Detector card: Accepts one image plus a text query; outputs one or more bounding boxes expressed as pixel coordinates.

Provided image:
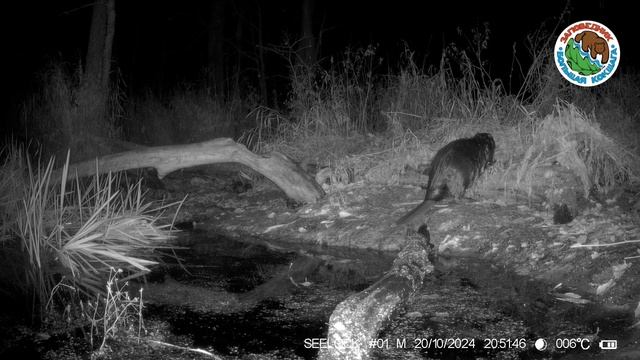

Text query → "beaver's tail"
[395,200,434,226]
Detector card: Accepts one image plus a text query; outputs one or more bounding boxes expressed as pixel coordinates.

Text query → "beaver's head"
[473,132,496,166]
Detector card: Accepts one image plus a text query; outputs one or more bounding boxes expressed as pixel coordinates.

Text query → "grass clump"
[83,268,146,355]
[0,144,178,321]
[514,101,640,197]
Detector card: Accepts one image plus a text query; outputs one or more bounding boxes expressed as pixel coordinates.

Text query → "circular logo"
[554,20,620,87]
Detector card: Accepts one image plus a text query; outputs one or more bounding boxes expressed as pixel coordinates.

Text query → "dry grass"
[21,62,253,158]
[257,30,640,201]
[21,62,123,161]
[284,45,382,137]
[83,268,146,354]
[128,89,254,145]
[237,34,640,213]
[514,101,640,196]
[240,42,514,188]
[0,145,27,243]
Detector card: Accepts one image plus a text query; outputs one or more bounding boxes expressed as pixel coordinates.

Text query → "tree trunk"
[76,0,116,157]
[256,2,268,104]
[207,0,226,95]
[233,5,243,98]
[53,138,325,204]
[319,226,435,360]
[299,0,317,66]
[85,0,115,92]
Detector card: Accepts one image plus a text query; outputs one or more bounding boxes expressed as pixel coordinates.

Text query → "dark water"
[145,230,370,358]
[148,300,325,359]
[145,231,638,359]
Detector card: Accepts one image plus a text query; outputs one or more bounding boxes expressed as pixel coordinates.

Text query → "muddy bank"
[151,166,640,358]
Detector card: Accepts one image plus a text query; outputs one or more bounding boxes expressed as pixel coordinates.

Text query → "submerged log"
[53,138,325,203]
[318,225,435,360]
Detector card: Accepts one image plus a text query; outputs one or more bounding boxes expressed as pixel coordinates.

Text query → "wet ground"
[138,229,389,359]
[136,227,637,359]
[133,165,640,359]
[2,165,640,359]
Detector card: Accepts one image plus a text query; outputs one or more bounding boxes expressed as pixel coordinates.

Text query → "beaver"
[396,133,495,225]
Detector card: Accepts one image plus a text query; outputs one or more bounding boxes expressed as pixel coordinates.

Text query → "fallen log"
[318,225,435,360]
[53,138,325,203]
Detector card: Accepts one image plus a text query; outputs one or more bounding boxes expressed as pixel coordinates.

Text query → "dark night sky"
[2,1,637,131]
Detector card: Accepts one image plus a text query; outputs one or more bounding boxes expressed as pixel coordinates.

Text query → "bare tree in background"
[299,0,317,66]
[84,0,115,93]
[255,1,268,103]
[73,0,116,157]
[207,0,226,96]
